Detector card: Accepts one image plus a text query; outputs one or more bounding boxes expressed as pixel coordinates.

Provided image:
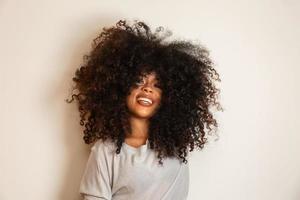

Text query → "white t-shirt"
[79,138,190,200]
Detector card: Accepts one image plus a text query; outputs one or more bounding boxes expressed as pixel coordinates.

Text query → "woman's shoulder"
[92,138,116,153]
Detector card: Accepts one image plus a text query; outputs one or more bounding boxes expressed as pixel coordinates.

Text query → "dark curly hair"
[66,19,223,166]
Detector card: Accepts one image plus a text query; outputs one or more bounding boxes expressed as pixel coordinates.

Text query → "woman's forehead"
[140,70,158,78]
[140,73,159,82]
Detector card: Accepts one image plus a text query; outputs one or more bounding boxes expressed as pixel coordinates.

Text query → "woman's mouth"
[136,97,153,107]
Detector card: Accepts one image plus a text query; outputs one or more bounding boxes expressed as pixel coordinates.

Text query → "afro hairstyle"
[66,19,223,165]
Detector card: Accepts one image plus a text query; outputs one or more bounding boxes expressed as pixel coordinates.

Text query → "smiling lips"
[136,95,153,107]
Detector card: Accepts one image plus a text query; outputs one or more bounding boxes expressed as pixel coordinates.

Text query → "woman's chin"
[127,102,158,119]
[130,109,154,119]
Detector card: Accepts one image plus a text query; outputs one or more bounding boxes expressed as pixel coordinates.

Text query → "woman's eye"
[136,79,144,85]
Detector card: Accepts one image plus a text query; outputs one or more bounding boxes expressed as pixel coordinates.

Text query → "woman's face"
[126,72,162,119]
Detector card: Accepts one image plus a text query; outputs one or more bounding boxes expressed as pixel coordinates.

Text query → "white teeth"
[137,97,153,104]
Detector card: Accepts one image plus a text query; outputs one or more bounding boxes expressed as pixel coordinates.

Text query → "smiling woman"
[126,71,162,120]
[66,18,222,200]
[125,71,163,149]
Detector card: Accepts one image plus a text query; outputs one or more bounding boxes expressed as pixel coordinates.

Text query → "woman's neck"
[126,116,149,139]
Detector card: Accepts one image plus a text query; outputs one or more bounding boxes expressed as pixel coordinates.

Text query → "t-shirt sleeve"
[79,141,112,200]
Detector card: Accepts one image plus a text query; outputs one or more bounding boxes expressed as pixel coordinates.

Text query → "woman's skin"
[125,72,162,148]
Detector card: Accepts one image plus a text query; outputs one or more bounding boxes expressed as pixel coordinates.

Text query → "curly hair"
[66,19,223,166]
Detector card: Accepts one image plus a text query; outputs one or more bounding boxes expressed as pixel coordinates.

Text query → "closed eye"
[136,79,144,85]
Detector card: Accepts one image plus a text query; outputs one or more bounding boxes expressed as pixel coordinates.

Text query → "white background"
[1,0,299,199]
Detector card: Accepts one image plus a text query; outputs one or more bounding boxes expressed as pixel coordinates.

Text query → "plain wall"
[1,0,299,199]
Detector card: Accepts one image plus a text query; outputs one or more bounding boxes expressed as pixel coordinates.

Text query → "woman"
[66,19,222,199]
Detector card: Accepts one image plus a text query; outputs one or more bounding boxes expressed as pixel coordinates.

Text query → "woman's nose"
[142,85,153,93]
